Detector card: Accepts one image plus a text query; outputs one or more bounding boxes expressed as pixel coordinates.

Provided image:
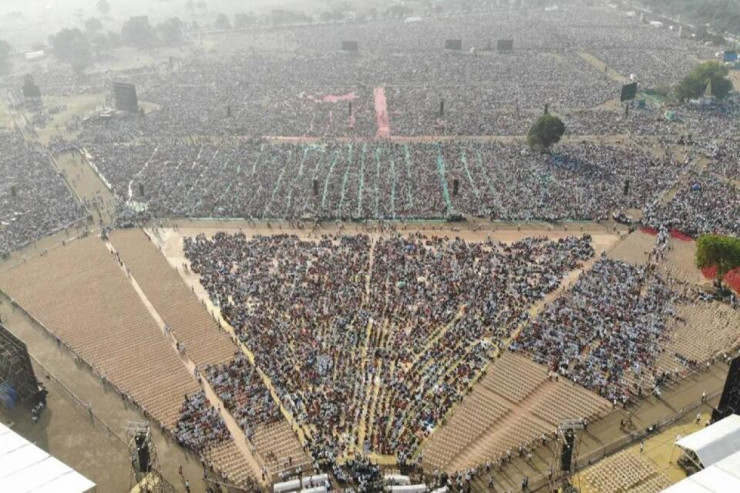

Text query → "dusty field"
[152,220,623,249]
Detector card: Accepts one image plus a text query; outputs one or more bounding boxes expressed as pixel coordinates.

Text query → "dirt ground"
[0,296,210,493]
[0,357,130,492]
[575,407,719,492]
[55,150,116,225]
[152,220,622,248]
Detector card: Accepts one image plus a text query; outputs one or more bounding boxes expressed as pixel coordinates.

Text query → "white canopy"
[0,423,96,493]
[389,486,427,493]
[675,414,740,467]
[273,478,301,492]
[662,449,740,492]
[385,474,411,485]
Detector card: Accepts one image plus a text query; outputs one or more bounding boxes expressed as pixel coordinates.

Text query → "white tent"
[675,415,740,467]
[0,423,96,492]
[662,449,740,492]
[389,486,427,493]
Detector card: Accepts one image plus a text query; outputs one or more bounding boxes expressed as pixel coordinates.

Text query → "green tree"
[97,0,110,17]
[214,13,231,30]
[0,39,12,75]
[50,28,92,73]
[107,31,122,49]
[527,114,566,152]
[157,17,184,44]
[696,234,740,292]
[122,17,157,48]
[85,17,103,33]
[676,61,733,101]
[234,13,256,29]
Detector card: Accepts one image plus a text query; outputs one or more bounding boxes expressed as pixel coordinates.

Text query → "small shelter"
[673,414,740,471]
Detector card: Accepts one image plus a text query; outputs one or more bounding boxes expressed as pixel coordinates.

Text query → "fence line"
[527,389,722,492]
[28,353,128,449]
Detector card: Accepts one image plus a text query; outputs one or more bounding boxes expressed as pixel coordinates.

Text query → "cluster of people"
[183,232,595,460]
[511,258,688,403]
[174,391,231,453]
[708,141,740,181]
[643,171,740,238]
[34,2,708,143]
[206,352,283,437]
[336,456,382,491]
[79,139,690,224]
[0,132,86,256]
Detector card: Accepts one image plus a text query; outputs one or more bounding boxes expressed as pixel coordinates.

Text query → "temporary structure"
[0,423,96,492]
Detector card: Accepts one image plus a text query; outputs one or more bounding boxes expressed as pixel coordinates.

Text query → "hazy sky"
[0,0,322,47]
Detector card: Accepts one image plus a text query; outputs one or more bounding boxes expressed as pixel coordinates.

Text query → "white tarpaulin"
[390,486,427,493]
[675,414,740,467]
[273,478,301,492]
[0,423,96,493]
[662,449,740,492]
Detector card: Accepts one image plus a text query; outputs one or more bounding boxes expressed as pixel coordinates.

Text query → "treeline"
[640,0,740,36]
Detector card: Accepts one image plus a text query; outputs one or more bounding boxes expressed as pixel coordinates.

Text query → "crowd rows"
[174,391,231,452]
[0,132,86,256]
[183,232,594,459]
[512,258,687,403]
[81,139,691,224]
[643,171,740,238]
[206,352,283,437]
[25,4,706,142]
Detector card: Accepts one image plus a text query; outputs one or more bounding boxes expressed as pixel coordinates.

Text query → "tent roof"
[0,423,95,493]
[675,414,740,467]
[663,449,740,492]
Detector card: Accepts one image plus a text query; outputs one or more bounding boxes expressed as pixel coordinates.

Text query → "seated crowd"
[183,232,594,461]
[643,171,740,238]
[0,132,86,256]
[174,391,231,453]
[511,258,690,403]
[80,139,692,226]
[23,2,706,144]
[206,352,283,437]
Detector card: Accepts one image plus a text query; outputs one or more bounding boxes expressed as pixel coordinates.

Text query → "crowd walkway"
[374,87,391,138]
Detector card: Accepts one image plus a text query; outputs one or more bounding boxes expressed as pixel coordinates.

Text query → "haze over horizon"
[0,0,323,47]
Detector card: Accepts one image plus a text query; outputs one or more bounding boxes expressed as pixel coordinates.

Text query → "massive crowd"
[511,259,687,403]
[184,232,595,459]
[81,139,687,224]
[2,2,734,253]
[1,2,738,489]
[643,171,740,238]
[38,3,706,143]
[0,132,86,256]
